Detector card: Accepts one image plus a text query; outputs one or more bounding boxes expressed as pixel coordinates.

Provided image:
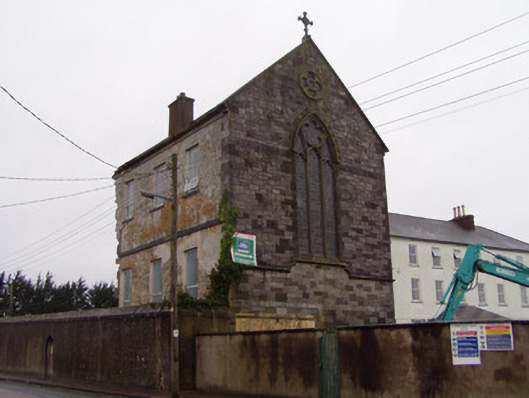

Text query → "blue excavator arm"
[434,244,529,321]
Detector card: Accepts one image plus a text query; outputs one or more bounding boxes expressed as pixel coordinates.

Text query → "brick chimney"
[450,205,475,230]
[168,92,194,137]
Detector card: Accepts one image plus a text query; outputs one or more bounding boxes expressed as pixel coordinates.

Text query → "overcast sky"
[1,1,528,286]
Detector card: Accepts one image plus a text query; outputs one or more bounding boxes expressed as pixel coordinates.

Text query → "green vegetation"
[178,190,242,308]
[0,271,118,317]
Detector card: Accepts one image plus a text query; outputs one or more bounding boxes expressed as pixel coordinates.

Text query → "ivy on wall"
[178,190,242,308]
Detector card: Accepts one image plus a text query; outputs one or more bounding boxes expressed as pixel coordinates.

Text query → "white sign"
[478,323,514,351]
[450,324,481,365]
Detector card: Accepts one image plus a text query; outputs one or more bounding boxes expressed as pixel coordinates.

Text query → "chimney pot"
[168,93,195,137]
[450,205,475,230]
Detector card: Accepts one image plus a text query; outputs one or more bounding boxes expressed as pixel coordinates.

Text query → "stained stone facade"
[114,38,395,327]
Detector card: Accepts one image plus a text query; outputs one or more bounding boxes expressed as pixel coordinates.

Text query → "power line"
[0,185,113,209]
[360,39,529,105]
[364,48,529,111]
[348,10,529,88]
[0,176,112,182]
[2,195,115,262]
[378,85,529,135]
[375,75,529,128]
[0,85,117,169]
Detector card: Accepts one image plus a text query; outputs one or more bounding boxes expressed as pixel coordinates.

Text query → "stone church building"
[113,36,395,328]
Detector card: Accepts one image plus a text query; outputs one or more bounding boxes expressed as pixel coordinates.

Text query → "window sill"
[411,300,423,304]
[409,264,419,268]
[432,266,443,270]
[478,303,488,307]
[498,303,508,307]
[183,187,200,198]
[150,204,165,213]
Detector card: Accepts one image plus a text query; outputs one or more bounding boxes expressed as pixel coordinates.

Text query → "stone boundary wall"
[0,307,172,391]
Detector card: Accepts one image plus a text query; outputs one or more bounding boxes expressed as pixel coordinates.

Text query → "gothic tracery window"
[294,114,338,259]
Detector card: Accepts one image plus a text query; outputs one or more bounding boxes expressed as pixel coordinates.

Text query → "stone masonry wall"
[224,39,394,326]
[230,262,395,328]
[114,114,227,305]
[225,39,391,279]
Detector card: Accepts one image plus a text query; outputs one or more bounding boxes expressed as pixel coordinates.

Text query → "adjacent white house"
[390,207,529,323]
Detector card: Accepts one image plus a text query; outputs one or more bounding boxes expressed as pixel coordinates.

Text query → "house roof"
[389,212,529,253]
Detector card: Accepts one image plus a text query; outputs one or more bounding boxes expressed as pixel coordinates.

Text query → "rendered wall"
[339,322,529,398]
[0,308,171,390]
[196,322,529,398]
[196,329,323,398]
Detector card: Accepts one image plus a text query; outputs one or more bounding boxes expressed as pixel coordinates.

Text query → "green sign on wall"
[231,232,257,266]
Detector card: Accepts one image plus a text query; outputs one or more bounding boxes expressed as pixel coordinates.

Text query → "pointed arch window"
[294,114,338,259]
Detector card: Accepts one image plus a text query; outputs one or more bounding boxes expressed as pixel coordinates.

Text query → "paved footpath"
[0,380,110,398]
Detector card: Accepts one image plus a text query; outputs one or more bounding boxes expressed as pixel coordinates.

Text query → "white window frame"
[122,269,131,307]
[125,180,134,220]
[154,164,166,208]
[185,248,199,299]
[478,283,487,306]
[497,284,507,306]
[435,280,444,304]
[432,247,441,268]
[453,249,462,269]
[408,244,417,266]
[184,145,199,192]
[411,278,421,302]
[150,259,163,303]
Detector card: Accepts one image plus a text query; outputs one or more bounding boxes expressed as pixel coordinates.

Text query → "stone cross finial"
[298,12,313,40]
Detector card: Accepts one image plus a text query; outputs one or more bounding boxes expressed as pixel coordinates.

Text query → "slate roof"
[389,213,529,253]
[452,304,511,322]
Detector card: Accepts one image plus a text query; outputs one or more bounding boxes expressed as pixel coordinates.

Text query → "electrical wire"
[378,85,529,135]
[360,40,529,105]
[364,48,529,111]
[0,85,116,169]
[348,9,529,88]
[0,176,112,182]
[0,185,113,209]
[2,195,115,262]
[375,75,529,128]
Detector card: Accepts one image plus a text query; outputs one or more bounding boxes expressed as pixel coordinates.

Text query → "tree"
[88,282,118,309]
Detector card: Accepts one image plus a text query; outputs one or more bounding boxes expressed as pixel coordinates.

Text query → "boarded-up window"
[122,269,131,307]
[125,180,134,219]
[151,259,162,303]
[186,248,198,299]
[294,115,338,259]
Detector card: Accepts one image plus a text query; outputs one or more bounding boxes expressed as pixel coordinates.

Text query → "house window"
[478,283,486,306]
[521,286,528,307]
[293,114,338,259]
[432,247,441,267]
[125,180,134,220]
[435,280,444,303]
[151,259,163,303]
[411,278,421,302]
[186,248,198,299]
[453,249,462,269]
[122,269,131,307]
[185,145,199,192]
[409,244,417,266]
[497,284,506,306]
[154,164,165,208]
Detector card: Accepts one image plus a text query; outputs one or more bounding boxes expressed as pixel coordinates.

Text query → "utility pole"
[140,153,179,396]
[170,153,179,397]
